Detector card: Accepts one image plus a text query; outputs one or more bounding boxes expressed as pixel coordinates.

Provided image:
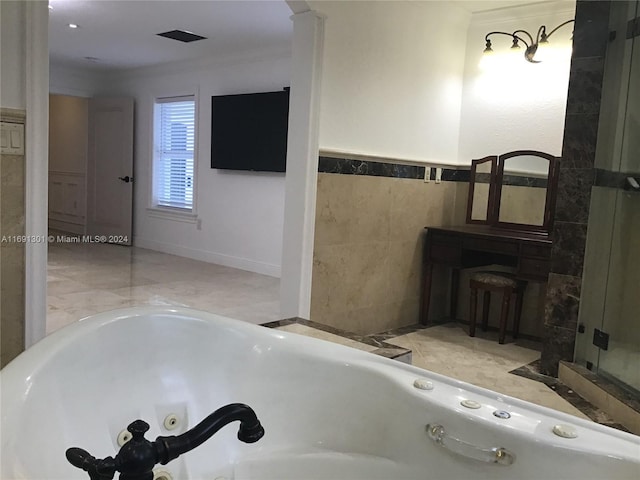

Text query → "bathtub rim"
[1,306,639,459]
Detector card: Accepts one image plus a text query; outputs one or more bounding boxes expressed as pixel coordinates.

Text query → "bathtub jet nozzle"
[65,403,264,480]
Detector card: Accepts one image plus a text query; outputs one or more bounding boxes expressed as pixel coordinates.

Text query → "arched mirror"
[466,150,560,234]
[493,150,560,233]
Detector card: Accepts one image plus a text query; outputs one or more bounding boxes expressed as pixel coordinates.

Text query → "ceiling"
[48,0,555,73]
[48,0,294,72]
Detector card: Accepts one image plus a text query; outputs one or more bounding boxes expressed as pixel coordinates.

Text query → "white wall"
[458,1,576,163]
[49,64,109,98]
[311,0,470,165]
[0,0,26,109]
[102,51,291,277]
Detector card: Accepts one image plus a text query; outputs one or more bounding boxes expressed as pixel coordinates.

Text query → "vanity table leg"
[420,262,433,325]
[450,268,460,320]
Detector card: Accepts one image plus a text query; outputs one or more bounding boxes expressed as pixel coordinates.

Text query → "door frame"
[25,0,49,347]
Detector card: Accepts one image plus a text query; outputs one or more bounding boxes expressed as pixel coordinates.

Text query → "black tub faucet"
[66,403,264,480]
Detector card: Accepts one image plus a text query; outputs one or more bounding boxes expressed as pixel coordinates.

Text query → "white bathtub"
[1,306,638,479]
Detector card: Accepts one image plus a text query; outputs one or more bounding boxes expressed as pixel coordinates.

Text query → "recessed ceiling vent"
[157,30,207,43]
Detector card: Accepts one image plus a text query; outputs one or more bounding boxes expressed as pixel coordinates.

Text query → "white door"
[87,97,134,245]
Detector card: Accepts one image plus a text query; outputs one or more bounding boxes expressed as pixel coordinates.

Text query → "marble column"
[540,1,611,376]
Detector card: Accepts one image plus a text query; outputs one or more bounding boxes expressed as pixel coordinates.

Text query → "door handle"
[118,176,133,183]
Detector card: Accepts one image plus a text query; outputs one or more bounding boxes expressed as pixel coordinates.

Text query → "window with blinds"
[154,96,196,211]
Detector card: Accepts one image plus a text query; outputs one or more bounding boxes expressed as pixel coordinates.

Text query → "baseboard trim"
[48,219,85,235]
[133,237,281,278]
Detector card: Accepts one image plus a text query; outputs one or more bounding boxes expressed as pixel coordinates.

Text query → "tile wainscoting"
[1,108,26,367]
[311,155,552,338]
[311,155,468,335]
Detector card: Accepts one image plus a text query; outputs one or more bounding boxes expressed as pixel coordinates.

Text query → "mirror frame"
[466,155,498,225]
[492,150,560,234]
[466,150,561,235]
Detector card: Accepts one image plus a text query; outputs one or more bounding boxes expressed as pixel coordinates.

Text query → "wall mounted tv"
[211,89,289,172]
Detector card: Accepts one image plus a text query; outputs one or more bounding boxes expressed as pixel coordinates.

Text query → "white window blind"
[155,96,195,210]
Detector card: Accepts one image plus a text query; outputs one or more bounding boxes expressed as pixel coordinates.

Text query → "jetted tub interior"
[1,307,639,479]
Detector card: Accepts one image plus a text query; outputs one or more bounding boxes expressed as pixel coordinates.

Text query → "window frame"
[149,92,199,221]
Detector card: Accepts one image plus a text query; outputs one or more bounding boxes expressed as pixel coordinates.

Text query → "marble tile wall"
[312,156,562,337]
[313,1,615,355]
[311,158,467,335]
[540,1,611,376]
[1,108,26,368]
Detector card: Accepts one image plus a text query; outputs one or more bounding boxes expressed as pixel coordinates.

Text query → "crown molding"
[472,1,576,26]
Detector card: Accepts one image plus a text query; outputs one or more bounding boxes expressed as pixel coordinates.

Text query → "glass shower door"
[576,0,640,393]
[597,0,640,392]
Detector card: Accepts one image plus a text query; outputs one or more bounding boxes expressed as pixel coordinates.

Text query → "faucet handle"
[127,419,150,439]
[66,447,97,470]
[114,419,158,478]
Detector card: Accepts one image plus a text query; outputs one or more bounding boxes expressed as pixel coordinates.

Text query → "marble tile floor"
[275,321,587,419]
[46,240,281,335]
[48,240,624,431]
[385,324,592,419]
[271,319,630,430]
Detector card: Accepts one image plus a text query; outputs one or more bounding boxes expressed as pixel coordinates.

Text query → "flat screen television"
[211,89,289,172]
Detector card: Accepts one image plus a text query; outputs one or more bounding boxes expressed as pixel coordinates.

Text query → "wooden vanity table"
[420,150,560,325]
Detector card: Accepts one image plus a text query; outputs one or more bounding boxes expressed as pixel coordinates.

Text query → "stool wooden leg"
[481,291,491,332]
[499,287,512,344]
[513,288,524,339]
[450,268,460,320]
[469,286,478,337]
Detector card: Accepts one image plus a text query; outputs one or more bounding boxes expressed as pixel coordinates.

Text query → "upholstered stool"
[469,271,527,344]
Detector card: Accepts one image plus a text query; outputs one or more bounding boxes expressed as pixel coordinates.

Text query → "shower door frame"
[575,0,640,394]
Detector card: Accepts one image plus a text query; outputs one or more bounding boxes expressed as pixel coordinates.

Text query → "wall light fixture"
[483,20,574,63]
